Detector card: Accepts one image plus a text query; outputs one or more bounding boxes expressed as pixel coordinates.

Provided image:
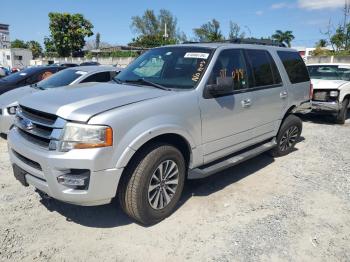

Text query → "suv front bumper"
[8,128,123,206]
[311,101,341,112]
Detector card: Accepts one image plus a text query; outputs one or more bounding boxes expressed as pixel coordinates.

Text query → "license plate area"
[13,164,29,187]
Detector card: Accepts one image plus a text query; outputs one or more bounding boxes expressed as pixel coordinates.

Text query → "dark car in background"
[80,61,101,66]
[0,66,65,95]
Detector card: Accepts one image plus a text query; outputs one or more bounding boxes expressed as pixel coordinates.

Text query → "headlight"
[7,106,17,115]
[60,123,113,152]
[329,91,339,97]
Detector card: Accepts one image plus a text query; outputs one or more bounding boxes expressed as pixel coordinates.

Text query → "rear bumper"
[8,128,123,206]
[0,113,15,135]
[311,101,341,112]
[294,100,312,114]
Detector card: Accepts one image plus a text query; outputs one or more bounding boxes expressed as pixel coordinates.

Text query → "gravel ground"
[0,115,349,262]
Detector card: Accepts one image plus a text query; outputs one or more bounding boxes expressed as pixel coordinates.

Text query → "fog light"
[57,172,90,189]
[329,91,339,97]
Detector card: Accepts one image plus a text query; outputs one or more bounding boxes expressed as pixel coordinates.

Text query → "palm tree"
[271,30,295,47]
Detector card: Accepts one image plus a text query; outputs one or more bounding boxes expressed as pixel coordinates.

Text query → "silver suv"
[8,41,311,225]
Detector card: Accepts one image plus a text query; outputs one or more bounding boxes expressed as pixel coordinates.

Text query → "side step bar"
[188,138,277,180]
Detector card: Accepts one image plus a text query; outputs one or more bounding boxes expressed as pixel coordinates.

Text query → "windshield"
[0,67,40,82]
[115,47,213,89]
[307,65,350,81]
[37,69,86,89]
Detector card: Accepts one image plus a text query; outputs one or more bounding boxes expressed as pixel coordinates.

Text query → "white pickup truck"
[307,63,350,124]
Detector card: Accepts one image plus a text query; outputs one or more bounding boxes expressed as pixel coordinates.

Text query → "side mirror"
[206,77,234,97]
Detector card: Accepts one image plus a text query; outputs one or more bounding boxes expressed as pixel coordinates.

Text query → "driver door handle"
[241,98,252,108]
[280,91,288,99]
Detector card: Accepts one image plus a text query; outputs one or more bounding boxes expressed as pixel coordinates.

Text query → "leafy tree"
[193,19,224,42]
[129,35,176,48]
[329,27,347,51]
[95,32,101,49]
[130,9,180,47]
[271,30,295,47]
[44,12,94,57]
[315,39,328,48]
[228,21,245,39]
[26,40,43,59]
[11,39,28,48]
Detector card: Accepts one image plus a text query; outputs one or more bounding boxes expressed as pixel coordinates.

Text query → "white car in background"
[308,63,350,124]
[0,66,122,136]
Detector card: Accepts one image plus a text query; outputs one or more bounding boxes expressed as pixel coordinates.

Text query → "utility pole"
[344,0,350,49]
[163,23,169,39]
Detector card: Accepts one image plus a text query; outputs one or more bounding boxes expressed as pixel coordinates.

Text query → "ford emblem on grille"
[21,118,34,131]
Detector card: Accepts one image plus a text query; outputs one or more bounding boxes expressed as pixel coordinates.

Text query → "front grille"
[15,105,66,150]
[313,90,338,102]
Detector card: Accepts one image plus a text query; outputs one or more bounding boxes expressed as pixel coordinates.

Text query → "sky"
[0,0,346,48]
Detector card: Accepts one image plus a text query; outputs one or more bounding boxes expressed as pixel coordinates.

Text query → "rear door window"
[277,51,310,83]
[245,49,281,87]
[81,72,112,83]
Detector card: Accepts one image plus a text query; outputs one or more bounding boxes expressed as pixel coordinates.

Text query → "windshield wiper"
[112,78,123,84]
[124,78,171,91]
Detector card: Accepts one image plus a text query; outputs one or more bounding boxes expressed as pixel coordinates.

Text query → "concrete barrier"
[307,56,350,64]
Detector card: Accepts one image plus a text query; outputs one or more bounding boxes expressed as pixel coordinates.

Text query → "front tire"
[118,144,186,225]
[336,98,349,125]
[270,114,302,157]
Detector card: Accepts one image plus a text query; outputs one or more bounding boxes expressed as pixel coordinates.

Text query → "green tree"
[271,30,295,47]
[130,9,180,47]
[11,39,28,48]
[193,19,224,42]
[26,40,43,59]
[44,12,94,57]
[129,35,176,48]
[228,21,245,39]
[315,39,328,48]
[330,27,346,51]
[95,32,101,49]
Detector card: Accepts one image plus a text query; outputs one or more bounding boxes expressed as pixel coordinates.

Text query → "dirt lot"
[0,115,349,262]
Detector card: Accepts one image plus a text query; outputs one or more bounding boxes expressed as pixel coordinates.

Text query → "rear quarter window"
[277,51,310,84]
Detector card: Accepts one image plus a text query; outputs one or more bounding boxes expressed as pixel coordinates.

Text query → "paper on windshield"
[184,53,210,59]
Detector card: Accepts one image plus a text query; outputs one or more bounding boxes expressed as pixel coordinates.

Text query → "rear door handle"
[280,91,288,99]
[241,98,252,108]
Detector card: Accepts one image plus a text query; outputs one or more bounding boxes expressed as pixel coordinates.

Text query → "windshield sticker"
[75,71,87,75]
[185,52,210,59]
[192,60,207,82]
[19,73,27,76]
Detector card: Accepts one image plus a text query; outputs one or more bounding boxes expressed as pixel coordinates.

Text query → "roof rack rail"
[183,38,286,48]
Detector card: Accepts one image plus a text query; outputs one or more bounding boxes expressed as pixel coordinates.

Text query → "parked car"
[0,66,122,136]
[0,66,10,78]
[308,63,350,124]
[0,66,65,96]
[80,61,101,66]
[7,41,310,225]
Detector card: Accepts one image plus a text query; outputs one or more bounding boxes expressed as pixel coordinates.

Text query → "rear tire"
[336,98,349,125]
[270,114,302,157]
[118,144,186,225]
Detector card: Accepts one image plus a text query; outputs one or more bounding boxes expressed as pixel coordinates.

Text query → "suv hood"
[311,79,349,90]
[18,82,170,122]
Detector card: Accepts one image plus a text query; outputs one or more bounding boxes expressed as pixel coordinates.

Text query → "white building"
[0,24,10,49]
[0,48,33,69]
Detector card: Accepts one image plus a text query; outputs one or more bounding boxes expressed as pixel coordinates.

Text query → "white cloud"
[270,2,294,9]
[298,0,345,10]
[255,10,264,15]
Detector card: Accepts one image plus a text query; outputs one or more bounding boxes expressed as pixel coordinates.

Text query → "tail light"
[309,83,313,99]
